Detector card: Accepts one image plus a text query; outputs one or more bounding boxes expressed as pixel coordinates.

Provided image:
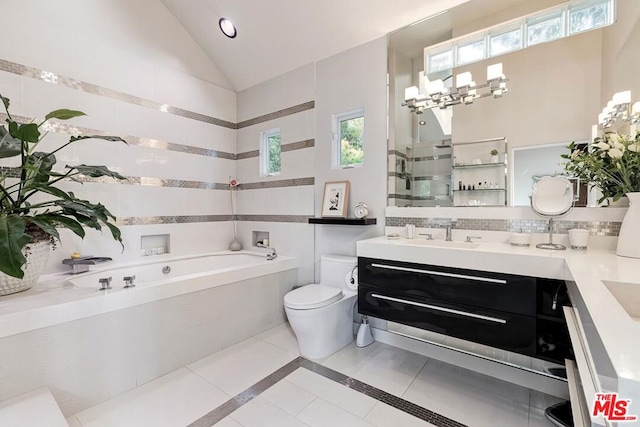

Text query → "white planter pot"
[0,240,51,296]
[616,192,640,258]
[490,155,499,163]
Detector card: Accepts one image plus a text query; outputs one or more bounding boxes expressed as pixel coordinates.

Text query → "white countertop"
[357,236,640,397]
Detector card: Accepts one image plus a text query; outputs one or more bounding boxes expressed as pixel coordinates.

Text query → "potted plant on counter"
[0,94,127,295]
[563,131,640,258]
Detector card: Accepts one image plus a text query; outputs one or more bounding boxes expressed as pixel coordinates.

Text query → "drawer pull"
[371,293,507,324]
[370,263,506,284]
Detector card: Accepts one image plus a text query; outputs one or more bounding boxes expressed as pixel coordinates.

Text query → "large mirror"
[388,0,640,207]
[386,0,640,374]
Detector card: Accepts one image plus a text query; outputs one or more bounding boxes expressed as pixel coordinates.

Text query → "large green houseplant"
[0,93,127,292]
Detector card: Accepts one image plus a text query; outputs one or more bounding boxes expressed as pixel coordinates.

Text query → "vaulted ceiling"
[159,0,471,92]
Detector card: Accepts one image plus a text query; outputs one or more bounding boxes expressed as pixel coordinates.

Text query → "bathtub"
[68,251,285,290]
[0,250,298,415]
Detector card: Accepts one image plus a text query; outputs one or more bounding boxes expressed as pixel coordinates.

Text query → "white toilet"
[284,255,358,359]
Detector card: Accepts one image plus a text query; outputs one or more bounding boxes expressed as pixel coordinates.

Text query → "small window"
[569,0,611,34]
[333,109,364,168]
[260,128,281,176]
[427,47,454,74]
[526,11,564,47]
[457,37,485,66]
[490,24,522,56]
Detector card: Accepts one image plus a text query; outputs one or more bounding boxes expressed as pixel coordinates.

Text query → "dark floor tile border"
[188,357,467,427]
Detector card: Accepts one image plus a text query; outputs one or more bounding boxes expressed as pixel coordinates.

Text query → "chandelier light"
[402,63,508,114]
[598,90,640,128]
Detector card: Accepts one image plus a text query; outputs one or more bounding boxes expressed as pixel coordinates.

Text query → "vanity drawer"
[358,257,536,316]
[358,285,536,356]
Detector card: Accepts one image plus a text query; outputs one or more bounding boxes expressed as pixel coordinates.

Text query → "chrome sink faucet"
[445,225,452,241]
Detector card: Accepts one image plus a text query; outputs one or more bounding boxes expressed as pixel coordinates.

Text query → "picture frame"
[321,181,350,218]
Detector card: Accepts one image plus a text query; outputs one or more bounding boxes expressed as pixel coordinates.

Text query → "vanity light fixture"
[598,90,637,128]
[402,63,508,114]
[218,17,237,39]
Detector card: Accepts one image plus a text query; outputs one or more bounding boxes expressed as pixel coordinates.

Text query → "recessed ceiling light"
[419,120,426,125]
[219,17,237,39]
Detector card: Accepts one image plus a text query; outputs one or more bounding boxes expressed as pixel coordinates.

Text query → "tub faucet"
[62,256,113,274]
[257,242,277,260]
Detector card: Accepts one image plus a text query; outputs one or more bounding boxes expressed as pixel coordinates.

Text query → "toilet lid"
[284,285,343,310]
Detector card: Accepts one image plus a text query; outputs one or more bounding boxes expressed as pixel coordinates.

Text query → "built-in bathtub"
[0,250,298,416]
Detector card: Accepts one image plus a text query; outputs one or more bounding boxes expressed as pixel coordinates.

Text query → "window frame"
[260,127,282,177]
[332,108,365,169]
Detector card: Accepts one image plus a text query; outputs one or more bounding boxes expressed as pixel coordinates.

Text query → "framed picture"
[321,181,350,218]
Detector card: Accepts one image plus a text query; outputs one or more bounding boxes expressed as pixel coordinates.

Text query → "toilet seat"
[284,285,343,310]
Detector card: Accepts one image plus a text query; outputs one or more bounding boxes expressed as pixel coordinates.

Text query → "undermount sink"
[603,280,640,322]
[404,239,480,249]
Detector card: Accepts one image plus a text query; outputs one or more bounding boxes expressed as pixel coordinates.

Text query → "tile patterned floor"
[69,323,561,426]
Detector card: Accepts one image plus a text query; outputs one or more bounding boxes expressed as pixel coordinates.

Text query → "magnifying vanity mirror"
[530,176,574,250]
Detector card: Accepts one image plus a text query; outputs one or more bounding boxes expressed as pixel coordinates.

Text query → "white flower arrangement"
[563,132,640,203]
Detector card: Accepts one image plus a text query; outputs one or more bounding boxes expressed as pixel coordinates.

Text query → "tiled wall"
[235,64,317,284]
[0,0,237,273]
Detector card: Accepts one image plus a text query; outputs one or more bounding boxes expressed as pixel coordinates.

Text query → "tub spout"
[256,243,277,260]
[62,256,113,274]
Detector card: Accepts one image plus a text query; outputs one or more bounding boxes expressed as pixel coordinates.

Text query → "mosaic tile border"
[235,214,310,223]
[116,215,234,226]
[237,177,314,190]
[0,113,236,160]
[0,60,316,131]
[236,139,315,160]
[236,101,315,129]
[388,149,408,160]
[0,168,314,192]
[188,357,467,427]
[0,59,236,129]
[386,216,622,236]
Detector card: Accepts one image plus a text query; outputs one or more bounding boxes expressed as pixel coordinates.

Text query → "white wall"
[314,37,388,280]
[452,30,602,149]
[0,0,237,273]
[236,64,316,284]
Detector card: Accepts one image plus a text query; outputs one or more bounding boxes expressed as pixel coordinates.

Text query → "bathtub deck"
[65,323,558,427]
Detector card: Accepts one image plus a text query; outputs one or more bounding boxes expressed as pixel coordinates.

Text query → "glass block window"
[569,1,611,34]
[490,25,522,56]
[423,0,614,72]
[527,11,564,46]
[333,109,364,168]
[260,128,281,176]
[457,38,486,66]
[428,48,453,74]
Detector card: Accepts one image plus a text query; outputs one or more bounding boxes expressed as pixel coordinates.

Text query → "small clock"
[353,202,369,219]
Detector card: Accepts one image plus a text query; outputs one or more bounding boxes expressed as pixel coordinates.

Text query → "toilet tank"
[319,255,357,289]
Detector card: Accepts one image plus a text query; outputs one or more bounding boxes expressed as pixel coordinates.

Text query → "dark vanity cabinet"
[357,257,571,364]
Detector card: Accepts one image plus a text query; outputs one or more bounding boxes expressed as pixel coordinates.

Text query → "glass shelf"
[452,162,506,169]
[453,188,506,192]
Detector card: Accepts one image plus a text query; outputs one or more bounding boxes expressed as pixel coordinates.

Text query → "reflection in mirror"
[512,142,589,206]
[389,0,640,209]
